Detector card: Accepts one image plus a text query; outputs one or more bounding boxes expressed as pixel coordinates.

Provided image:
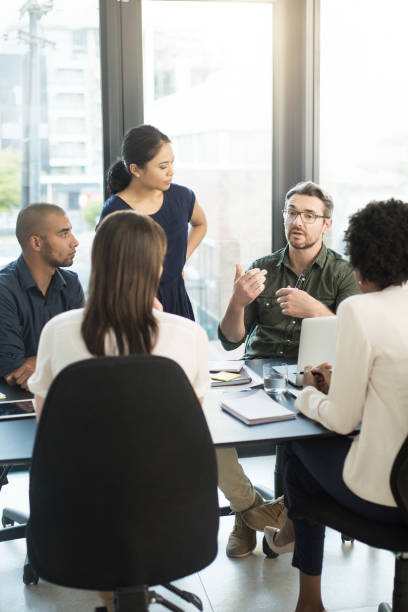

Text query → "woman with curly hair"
[264,199,408,612]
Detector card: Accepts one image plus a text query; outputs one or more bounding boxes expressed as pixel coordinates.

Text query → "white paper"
[208,360,245,373]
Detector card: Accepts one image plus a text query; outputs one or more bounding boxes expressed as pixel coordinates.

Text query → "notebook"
[221,388,296,425]
[288,316,337,387]
[210,367,251,387]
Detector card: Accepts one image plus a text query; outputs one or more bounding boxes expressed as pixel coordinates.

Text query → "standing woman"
[99,124,207,320]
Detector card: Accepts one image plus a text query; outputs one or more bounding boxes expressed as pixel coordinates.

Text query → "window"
[319,0,408,253]
[55,93,85,108]
[55,117,86,133]
[55,68,84,84]
[0,0,103,289]
[142,1,273,338]
[50,141,86,157]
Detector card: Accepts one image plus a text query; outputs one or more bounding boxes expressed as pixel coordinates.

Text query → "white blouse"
[295,283,408,507]
[28,308,210,401]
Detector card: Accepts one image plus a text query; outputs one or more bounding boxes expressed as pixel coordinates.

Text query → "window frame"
[99,0,316,250]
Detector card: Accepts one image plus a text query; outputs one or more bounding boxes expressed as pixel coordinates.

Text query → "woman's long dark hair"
[81,210,167,356]
[107,124,170,195]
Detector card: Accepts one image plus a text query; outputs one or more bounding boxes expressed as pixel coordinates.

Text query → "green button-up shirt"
[218,243,360,359]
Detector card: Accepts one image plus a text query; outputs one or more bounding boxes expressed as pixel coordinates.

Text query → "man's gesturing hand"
[231,264,267,308]
[275,287,333,318]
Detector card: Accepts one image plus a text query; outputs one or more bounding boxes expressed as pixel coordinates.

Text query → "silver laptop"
[288,316,338,387]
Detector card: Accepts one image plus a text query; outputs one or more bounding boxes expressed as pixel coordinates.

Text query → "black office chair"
[286,435,408,612]
[26,355,219,611]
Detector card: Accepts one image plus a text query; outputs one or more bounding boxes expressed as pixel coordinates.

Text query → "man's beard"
[41,241,74,268]
[287,230,320,251]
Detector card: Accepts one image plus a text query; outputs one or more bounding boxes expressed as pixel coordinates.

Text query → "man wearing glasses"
[216,181,359,558]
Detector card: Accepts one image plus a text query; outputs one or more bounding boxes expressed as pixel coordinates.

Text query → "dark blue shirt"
[0,255,84,377]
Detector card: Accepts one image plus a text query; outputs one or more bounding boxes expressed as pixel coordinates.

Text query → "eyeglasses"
[282,209,329,225]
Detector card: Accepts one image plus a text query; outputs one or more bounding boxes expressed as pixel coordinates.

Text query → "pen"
[298,370,320,375]
[298,369,333,377]
[294,273,305,289]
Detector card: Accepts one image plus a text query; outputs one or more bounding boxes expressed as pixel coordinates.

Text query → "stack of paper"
[209,361,251,387]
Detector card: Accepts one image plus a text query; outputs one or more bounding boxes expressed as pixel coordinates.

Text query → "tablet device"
[0,400,35,420]
[0,378,34,403]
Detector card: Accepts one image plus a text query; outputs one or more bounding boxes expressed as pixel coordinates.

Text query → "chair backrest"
[391,435,408,516]
[27,355,219,591]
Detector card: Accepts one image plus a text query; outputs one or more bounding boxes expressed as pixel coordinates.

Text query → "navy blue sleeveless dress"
[99,183,195,320]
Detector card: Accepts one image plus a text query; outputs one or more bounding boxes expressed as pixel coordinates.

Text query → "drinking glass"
[263,362,288,396]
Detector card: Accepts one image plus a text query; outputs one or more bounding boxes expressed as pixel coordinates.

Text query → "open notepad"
[221,388,296,425]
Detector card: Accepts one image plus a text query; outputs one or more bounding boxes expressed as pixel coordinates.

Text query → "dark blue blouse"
[99,183,196,319]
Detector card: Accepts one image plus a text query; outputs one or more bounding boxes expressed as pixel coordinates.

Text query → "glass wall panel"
[142,1,273,338]
[0,0,103,289]
[319,0,408,253]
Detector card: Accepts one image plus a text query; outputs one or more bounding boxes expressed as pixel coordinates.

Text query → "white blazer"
[295,283,408,507]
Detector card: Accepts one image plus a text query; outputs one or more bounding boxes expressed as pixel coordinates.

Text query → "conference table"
[0,359,336,511]
[203,359,337,497]
[204,359,333,447]
[0,379,36,543]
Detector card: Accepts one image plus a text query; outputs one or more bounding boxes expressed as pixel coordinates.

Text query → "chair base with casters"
[1,507,39,585]
[289,492,408,612]
[0,465,38,586]
[95,583,204,612]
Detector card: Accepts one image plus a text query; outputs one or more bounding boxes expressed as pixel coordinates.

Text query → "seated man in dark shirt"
[0,203,84,389]
[216,181,360,559]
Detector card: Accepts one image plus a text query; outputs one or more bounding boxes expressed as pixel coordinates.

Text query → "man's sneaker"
[243,496,286,531]
[226,491,263,558]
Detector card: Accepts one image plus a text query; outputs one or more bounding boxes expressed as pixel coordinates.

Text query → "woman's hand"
[303,362,332,394]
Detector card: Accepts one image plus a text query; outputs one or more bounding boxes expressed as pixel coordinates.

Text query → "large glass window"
[319,0,408,253]
[142,1,273,338]
[0,0,103,289]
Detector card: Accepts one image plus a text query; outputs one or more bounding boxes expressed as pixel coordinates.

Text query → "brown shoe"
[243,496,286,531]
[226,492,263,558]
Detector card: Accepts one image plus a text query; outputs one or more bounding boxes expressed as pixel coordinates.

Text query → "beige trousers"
[216,447,256,512]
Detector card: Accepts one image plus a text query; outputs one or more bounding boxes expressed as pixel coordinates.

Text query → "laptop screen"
[288,316,337,387]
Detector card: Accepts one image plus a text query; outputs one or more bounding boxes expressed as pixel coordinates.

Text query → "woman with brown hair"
[29,210,209,419]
